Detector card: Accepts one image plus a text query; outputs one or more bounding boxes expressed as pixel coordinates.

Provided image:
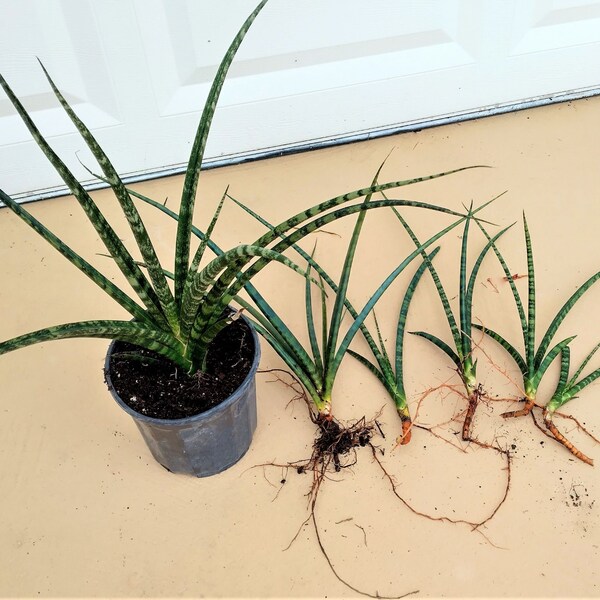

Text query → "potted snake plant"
[0,0,474,477]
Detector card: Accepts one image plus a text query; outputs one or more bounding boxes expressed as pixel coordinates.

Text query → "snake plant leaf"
[0,73,166,326]
[349,312,403,414]
[242,280,323,385]
[189,182,473,414]
[544,354,572,415]
[464,222,515,344]
[530,336,576,390]
[329,211,473,383]
[6,2,478,381]
[227,192,397,396]
[392,207,462,353]
[249,165,487,251]
[523,213,536,373]
[394,247,441,391]
[543,353,596,466]
[237,289,323,389]
[211,196,494,394]
[555,346,572,398]
[568,367,600,399]
[0,190,149,324]
[178,188,234,338]
[182,244,322,346]
[547,343,600,414]
[471,324,527,374]
[0,321,187,368]
[323,171,381,382]
[132,164,484,266]
[187,186,229,283]
[176,211,324,391]
[534,270,600,371]
[272,354,325,411]
[467,213,588,415]
[201,166,488,331]
[305,247,324,374]
[175,0,269,304]
[199,185,387,411]
[240,307,324,409]
[202,197,477,335]
[568,341,600,388]
[372,312,393,373]
[345,250,424,418]
[347,349,389,387]
[37,61,180,334]
[392,196,510,386]
[233,295,300,364]
[319,273,329,366]
[474,220,528,350]
[546,341,600,429]
[126,188,226,260]
[410,330,464,372]
[149,181,489,418]
[122,160,489,393]
[458,201,474,361]
[227,193,390,373]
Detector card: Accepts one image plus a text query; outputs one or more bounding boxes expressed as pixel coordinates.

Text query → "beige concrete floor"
[1,97,600,598]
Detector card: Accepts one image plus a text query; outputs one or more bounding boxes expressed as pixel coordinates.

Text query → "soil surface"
[106,319,255,420]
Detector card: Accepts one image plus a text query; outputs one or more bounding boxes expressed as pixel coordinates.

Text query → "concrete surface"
[1,97,600,598]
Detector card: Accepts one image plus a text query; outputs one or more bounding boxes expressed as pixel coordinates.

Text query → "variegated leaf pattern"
[0,321,187,369]
[38,62,180,335]
[0,74,166,326]
[0,190,148,324]
[175,0,269,304]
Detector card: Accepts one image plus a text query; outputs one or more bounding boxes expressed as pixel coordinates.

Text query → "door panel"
[1,0,599,200]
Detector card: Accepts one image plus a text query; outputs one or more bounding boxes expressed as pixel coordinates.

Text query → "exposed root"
[307,413,375,476]
[412,378,468,421]
[258,368,311,411]
[371,440,511,542]
[469,320,527,398]
[255,369,417,597]
[501,397,535,419]
[397,379,468,452]
[413,423,468,453]
[421,332,488,442]
[398,417,412,445]
[552,412,600,445]
[462,384,484,441]
[529,405,596,465]
[311,508,419,599]
[530,410,556,441]
[256,367,379,486]
[543,410,594,466]
[290,415,420,597]
[461,402,513,530]
[459,327,596,465]
[254,367,512,594]
[402,378,512,538]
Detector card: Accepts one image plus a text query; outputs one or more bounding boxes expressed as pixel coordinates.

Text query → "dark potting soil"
[311,415,374,472]
[106,318,255,420]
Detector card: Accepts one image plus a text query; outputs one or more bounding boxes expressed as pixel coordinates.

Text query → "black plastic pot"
[104,319,260,477]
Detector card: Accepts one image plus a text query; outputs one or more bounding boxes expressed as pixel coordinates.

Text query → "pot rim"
[104,314,261,426]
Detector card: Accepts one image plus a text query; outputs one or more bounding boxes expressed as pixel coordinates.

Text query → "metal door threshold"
[8,85,600,206]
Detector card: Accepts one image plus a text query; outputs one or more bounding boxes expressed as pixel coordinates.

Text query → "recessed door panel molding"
[511,1,600,54]
[1,0,599,200]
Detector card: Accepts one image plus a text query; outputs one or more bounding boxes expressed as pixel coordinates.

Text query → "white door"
[1,0,600,201]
